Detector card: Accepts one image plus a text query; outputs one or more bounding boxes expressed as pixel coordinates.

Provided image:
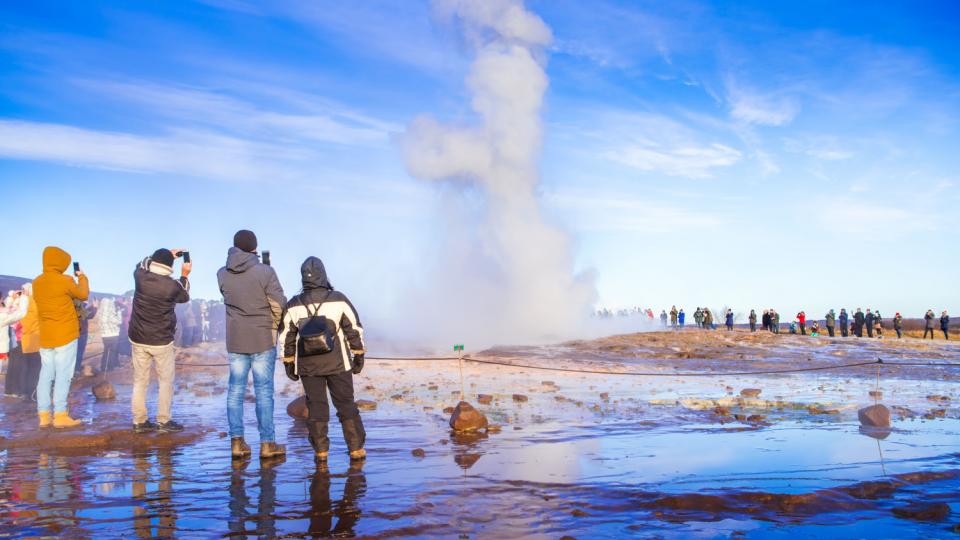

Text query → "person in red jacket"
[797,311,806,335]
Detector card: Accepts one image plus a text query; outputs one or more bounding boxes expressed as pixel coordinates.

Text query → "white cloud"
[727,86,800,127]
[607,142,741,179]
[0,120,305,181]
[546,191,723,233]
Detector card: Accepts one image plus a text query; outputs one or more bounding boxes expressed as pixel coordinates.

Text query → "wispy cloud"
[546,191,723,233]
[726,83,800,127]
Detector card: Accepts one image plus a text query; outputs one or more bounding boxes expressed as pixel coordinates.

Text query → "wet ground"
[1,330,958,538]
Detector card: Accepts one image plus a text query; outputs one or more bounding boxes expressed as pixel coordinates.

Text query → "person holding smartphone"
[32,246,89,428]
[128,248,191,433]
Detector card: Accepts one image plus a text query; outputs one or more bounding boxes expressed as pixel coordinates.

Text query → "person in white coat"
[97,297,122,372]
[0,290,30,374]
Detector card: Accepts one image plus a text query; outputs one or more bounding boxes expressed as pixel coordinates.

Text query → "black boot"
[307,420,330,462]
[340,415,366,460]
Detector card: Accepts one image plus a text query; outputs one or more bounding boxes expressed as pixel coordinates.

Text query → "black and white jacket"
[279,257,364,376]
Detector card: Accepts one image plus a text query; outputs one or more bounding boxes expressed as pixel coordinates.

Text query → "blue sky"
[1,0,958,323]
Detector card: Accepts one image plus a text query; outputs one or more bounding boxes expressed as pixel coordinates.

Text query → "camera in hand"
[182,251,191,264]
[262,250,271,266]
[73,262,80,274]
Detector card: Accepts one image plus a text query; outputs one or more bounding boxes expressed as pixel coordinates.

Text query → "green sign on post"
[453,344,464,352]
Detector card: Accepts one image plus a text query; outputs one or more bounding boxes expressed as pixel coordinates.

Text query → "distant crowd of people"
[592,304,951,340]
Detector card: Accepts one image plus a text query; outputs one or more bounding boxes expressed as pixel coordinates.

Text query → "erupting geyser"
[401,0,595,347]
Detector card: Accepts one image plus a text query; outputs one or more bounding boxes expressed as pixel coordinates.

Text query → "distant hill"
[0,274,118,299]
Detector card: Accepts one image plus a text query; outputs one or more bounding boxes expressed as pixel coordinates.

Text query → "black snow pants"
[301,370,365,453]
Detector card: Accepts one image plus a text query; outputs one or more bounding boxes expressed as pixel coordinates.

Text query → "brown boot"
[349,448,367,461]
[231,437,251,459]
[38,411,52,428]
[53,412,81,428]
[260,442,286,460]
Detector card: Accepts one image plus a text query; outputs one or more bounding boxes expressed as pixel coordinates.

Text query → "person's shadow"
[308,461,367,537]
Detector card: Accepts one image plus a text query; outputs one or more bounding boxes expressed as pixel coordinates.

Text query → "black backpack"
[297,292,336,357]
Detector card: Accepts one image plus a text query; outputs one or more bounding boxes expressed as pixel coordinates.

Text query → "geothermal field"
[1,328,958,538]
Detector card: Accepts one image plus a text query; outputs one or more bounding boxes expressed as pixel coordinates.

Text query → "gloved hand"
[283,360,299,381]
[351,353,364,375]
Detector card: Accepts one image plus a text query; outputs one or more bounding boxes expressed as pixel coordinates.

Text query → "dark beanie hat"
[233,230,258,253]
[151,248,175,267]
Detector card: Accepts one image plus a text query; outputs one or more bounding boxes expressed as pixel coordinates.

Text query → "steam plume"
[400,0,595,348]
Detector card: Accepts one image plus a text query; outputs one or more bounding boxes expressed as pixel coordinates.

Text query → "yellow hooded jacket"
[32,246,89,349]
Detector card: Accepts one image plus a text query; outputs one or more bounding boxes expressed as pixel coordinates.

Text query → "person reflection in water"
[132,450,177,538]
[228,456,285,536]
[309,462,367,536]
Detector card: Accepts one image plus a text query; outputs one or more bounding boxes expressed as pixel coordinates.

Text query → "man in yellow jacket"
[32,246,89,428]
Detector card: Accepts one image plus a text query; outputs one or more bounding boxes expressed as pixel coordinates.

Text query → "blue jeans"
[227,349,276,442]
[37,340,78,414]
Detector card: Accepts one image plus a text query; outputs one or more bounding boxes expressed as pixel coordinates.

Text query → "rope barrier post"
[455,344,465,401]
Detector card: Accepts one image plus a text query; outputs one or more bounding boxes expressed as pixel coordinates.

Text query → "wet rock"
[746,414,766,423]
[713,406,731,417]
[442,407,455,414]
[356,400,377,411]
[454,453,481,469]
[923,409,947,420]
[477,394,493,405]
[541,381,555,386]
[512,394,529,403]
[391,394,403,401]
[926,394,950,403]
[286,396,308,420]
[807,406,839,415]
[891,502,950,522]
[427,385,438,391]
[571,509,589,517]
[486,425,502,433]
[858,426,891,440]
[599,392,609,401]
[92,380,116,401]
[858,404,891,428]
[740,388,762,398]
[868,390,882,399]
[449,401,488,432]
[411,448,426,458]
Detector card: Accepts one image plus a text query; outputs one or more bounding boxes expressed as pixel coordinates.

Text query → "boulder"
[858,404,891,428]
[286,396,308,420]
[449,401,488,432]
[477,394,493,405]
[92,380,116,401]
[740,388,762,398]
[357,400,377,411]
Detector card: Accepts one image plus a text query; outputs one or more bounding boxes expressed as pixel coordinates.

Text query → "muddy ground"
[0,329,958,538]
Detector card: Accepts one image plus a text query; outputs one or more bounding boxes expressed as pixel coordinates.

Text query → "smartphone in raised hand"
[73,262,80,275]
[262,250,271,266]
[182,251,191,264]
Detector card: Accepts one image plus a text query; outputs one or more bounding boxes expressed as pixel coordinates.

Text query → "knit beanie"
[233,230,258,253]
[151,248,175,268]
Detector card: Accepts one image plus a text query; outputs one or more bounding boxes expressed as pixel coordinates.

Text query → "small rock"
[858,404,891,428]
[599,392,609,401]
[926,395,950,403]
[571,509,589,517]
[740,388,762,398]
[477,394,493,405]
[713,406,731,416]
[868,390,882,399]
[891,501,950,522]
[541,381,556,386]
[428,385,438,391]
[746,414,766,423]
[443,406,455,414]
[391,394,403,401]
[92,380,116,401]
[486,425,502,433]
[411,448,426,458]
[512,394,529,403]
[449,401,488,432]
[356,400,377,411]
[286,396,308,420]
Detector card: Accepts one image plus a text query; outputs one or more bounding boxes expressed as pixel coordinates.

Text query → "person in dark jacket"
[748,309,757,332]
[218,230,287,460]
[825,309,836,337]
[128,249,190,433]
[874,311,883,338]
[924,309,935,339]
[761,310,770,332]
[942,311,950,340]
[893,312,903,339]
[73,300,95,374]
[865,309,874,338]
[725,309,734,330]
[280,257,366,463]
[854,308,865,337]
[838,309,849,337]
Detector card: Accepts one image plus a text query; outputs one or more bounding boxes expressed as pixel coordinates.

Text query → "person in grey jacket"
[217,230,287,461]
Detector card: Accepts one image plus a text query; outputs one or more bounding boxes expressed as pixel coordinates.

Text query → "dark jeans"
[924,328,934,339]
[4,345,25,395]
[866,324,873,338]
[840,324,848,337]
[944,329,950,340]
[101,336,120,372]
[827,326,835,337]
[799,323,806,335]
[895,328,902,339]
[750,322,756,332]
[75,332,89,373]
